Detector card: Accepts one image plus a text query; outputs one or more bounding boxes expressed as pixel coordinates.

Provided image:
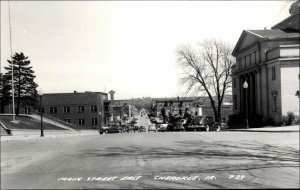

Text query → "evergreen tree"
[4,52,38,115]
[0,73,11,113]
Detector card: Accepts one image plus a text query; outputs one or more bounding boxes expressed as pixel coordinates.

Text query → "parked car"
[157,123,168,132]
[99,125,122,134]
[220,122,228,130]
[166,115,182,131]
[132,125,141,132]
[187,116,220,131]
[148,124,157,132]
[173,119,187,131]
[139,126,146,132]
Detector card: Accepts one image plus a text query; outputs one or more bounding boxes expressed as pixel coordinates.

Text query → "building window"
[78,106,84,113]
[247,55,250,66]
[242,57,246,68]
[234,95,237,110]
[272,67,276,80]
[50,107,57,114]
[92,118,97,125]
[237,59,241,69]
[78,118,85,125]
[233,78,236,88]
[64,106,70,113]
[91,106,97,113]
[251,52,255,65]
[64,119,71,123]
[104,105,109,111]
[24,108,31,114]
[271,91,278,111]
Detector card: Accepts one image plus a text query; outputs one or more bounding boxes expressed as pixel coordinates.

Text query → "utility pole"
[8,0,15,121]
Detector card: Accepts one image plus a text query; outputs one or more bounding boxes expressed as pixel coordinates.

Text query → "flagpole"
[8,0,15,121]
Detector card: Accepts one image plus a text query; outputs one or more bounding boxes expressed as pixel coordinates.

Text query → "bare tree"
[176,39,234,122]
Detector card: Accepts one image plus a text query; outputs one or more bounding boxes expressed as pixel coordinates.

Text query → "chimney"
[109,90,115,100]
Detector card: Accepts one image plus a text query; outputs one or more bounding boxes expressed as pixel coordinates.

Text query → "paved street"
[1,130,299,189]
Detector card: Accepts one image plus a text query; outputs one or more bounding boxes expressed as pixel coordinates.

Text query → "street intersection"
[1,130,299,189]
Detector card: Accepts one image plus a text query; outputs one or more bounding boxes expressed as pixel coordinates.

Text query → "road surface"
[1,131,299,189]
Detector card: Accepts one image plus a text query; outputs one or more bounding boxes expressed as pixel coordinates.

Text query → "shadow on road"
[72,140,299,174]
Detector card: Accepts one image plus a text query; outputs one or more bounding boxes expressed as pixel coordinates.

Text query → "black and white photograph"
[0,0,299,189]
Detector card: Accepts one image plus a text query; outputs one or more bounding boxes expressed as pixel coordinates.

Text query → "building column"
[252,72,257,115]
[249,73,253,115]
[240,75,244,114]
[249,72,256,115]
[246,74,251,116]
[256,69,262,115]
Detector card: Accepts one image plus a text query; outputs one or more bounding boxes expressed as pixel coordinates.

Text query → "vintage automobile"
[139,126,146,132]
[187,115,221,131]
[173,119,188,131]
[166,115,182,131]
[99,125,122,134]
[157,123,168,132]
[148,124,157,132]
[132,125,141,132]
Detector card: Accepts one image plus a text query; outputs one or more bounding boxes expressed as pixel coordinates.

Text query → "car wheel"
[119,129,122,133]
[216,125,221,132]
[206,125,210,132]
[105,130,109,134]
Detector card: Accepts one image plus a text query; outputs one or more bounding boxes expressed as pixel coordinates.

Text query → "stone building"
[231,1,300,125]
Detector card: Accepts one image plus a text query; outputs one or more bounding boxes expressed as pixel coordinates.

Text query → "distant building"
[152,96,232,122]
[39,91,108,129]
[3,89,138,128]
[231,1,300,125]
[106,99,138,123]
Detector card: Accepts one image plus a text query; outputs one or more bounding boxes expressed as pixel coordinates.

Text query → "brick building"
[38,91,108,129]
[231,1,300,125]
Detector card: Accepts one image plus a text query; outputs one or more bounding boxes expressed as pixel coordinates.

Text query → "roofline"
[43,91,107,96]
[232,30,262,57]
[231,29,299,56]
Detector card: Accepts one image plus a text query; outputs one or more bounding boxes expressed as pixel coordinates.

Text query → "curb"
[0,132,99,142]
[227,129,299,133]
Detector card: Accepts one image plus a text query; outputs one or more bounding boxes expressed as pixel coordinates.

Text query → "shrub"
[249,114,264,128]
[282,112,295,126]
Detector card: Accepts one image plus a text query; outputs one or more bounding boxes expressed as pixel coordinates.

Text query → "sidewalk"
[0,129,99,142]
[227,125,299,132]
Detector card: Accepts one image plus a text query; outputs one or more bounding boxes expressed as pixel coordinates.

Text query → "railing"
[0,121,12,135]
[30,111,80,132]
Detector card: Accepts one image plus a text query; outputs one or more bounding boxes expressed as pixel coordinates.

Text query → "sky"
[0,1,292,99]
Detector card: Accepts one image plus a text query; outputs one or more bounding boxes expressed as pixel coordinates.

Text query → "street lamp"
[243,81,249,129]
[39,88,44,137]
